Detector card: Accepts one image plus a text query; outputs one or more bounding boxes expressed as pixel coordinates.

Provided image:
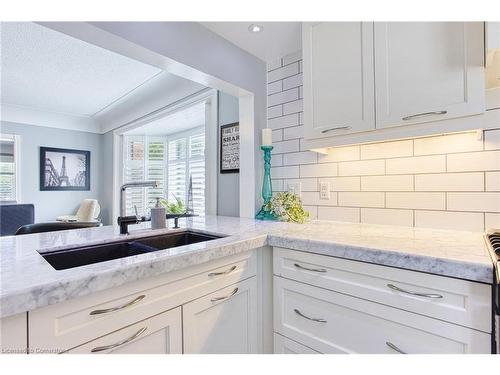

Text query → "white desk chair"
[57,199,101,222]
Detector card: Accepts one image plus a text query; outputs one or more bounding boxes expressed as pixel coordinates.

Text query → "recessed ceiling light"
[248,24,263,33]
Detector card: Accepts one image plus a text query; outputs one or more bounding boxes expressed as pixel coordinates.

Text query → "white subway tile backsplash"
[338,160,385,176]
[485,213,500,229]
[271,166,300,179]
[386,192,446,210]
[282,51,302,65]
[447,150,500,172]
[318,206,360,223]
[414,132,483,155]
[361,208,413,227]
[267,80,283,95]
[415,210,484,232]
[360,140,413,160]
[303,205,318,219]
[267,58,282,71]
[318,145,360,163]
[361,175,413,192]
[386,155,446,174]
[273,139,300,154]
[447,193,500,212]
[283,125,305,140]
[283,99,303,115]
[486,172,500,191]
[338,192,385,208]
[267,50,500,232]
[268,113,299,129]
[271,154,283,167]
[300,163,338,178]
[267,105,283,119]
[484,129,500,151]
[268,88,299,107]
[301,191,338,206]
[268,62,299,82]
[284,178,318,192]
[319,177,360,191]
[272,129,283,143]
[282,74,303,90]
[283,151,317,165]
[415,173,484,192]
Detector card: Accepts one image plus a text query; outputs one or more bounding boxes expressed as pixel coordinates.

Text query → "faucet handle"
[134,205,139,219]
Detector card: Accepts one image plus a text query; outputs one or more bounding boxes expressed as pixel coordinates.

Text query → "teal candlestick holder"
[256,145,278,220]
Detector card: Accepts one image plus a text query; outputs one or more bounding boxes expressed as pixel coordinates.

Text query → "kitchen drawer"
[274,276,491,354]
[274,333,320,354]
[274,247,491,332]
[64,307,182,354]
[30,250,257,352]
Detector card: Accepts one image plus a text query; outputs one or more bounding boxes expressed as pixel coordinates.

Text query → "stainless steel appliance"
[485,230,500,354]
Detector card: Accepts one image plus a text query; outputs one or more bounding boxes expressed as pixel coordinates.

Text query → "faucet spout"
[120,180,160,217]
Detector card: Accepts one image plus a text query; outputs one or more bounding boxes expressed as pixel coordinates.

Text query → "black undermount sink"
[40,230,224,270]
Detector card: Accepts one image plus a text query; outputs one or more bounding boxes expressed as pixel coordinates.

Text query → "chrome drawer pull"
[402,111,447,121]
[91,327,147,353]
[321,126,351,134]
[294,263,327,273]
[208,265,237,277]
[387,284,443,299]
[386,341,406,354]
[294,308,327,323]
[210,288,239,302]
[89,295,146,315]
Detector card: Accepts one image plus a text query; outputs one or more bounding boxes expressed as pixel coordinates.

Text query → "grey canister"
[151,198,166,229]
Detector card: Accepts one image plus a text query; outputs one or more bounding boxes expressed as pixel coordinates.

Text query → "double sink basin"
[41,230,224,271]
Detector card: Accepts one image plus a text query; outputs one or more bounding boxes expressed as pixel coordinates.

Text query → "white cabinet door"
[183,278,258,354]
[274,333,320,354]
[65,307,182,354]
[303,22,375,139]
[374,22,485,128]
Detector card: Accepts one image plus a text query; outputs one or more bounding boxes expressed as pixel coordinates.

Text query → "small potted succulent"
[264,192,309,224]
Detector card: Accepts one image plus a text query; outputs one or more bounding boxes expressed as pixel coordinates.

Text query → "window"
[123,127,205,217]
[0,134,19,203]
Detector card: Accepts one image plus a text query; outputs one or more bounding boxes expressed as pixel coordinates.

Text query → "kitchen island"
[0,216,495,354]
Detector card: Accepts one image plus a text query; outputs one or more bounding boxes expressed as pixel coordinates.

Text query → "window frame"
[0,133,21,203]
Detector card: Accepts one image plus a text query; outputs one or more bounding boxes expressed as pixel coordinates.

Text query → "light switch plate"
[287,182,301,197]
[319,181,330,199]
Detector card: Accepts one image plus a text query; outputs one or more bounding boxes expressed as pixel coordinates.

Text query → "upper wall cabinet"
[302,22,375,139]
[374,22,485,129]
[303,22,487,148]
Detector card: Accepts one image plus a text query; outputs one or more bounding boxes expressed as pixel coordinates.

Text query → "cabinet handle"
[321,126,351,134]
[402,111,447,121]
[89,295,146,315]
[294,263,327,273]
[208,265,237,277]
[90,327,147,353]
[210,288,239,302]
[294,308,327,323]
[386,341,406,354]
[387,284,443,299]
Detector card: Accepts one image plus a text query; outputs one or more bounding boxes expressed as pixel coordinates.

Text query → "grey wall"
[0,121,107,223]
[217,91,239,217]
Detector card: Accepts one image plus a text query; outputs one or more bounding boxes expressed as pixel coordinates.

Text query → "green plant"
[160,195,186,214]
[264,191,309,224]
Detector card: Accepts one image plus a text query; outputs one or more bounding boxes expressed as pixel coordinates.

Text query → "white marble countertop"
[0,215,494,318]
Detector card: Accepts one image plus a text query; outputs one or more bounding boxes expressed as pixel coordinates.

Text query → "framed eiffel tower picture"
[40,147,90,191]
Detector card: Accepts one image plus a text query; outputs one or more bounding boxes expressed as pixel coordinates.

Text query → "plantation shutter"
[145,138,166,213]
[167,138,187,204]
[0,135,17,202]
[189,133,205,216]
[123,136,146,216]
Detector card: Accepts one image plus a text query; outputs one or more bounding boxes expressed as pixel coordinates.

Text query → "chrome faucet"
[120,181,160,217]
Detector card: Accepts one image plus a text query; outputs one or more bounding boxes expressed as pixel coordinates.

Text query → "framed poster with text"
[220,122,240,173]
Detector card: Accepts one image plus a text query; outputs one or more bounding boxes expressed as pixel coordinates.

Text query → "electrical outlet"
[287,182,301,197]
[319,181,330,199]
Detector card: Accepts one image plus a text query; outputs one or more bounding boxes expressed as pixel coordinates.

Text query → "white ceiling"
[125,101,205,136]
[1,22,162,117]
[200,22,302,62]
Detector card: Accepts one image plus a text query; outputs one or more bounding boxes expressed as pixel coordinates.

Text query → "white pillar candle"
[262,128,273,147]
